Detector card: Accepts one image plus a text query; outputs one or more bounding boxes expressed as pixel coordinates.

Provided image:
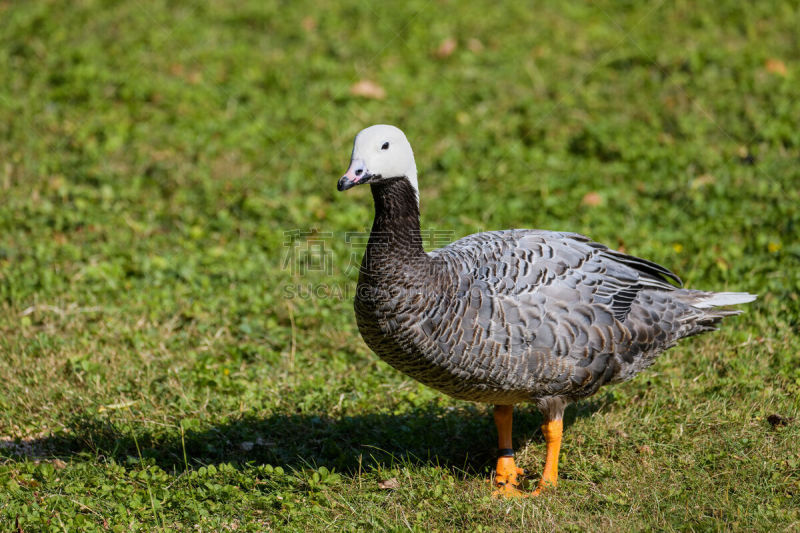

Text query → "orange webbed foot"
[491,456,528,499]
[492,483,528,498]
[530,477,557,497]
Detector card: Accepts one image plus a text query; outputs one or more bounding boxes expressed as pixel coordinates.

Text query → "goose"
[337,124,755,498]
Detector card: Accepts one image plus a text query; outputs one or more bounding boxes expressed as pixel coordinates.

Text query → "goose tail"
[690,292,757,309]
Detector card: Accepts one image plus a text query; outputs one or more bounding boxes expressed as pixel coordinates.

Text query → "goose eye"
[381,142,390,150]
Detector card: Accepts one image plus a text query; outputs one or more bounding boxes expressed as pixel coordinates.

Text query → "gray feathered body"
[355,179,749,406]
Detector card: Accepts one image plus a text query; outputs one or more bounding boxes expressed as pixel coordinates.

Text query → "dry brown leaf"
[691,174,715,189]
[301,16,317,32]
[467,38,484,53]
[581,191,603,207]
[52,458,67,469]
[378,477,400,490]
[638,445,653,456]
[350,80,386,100]
[765,58,787,77]
[435,38,457,59]
[169,63,201,84]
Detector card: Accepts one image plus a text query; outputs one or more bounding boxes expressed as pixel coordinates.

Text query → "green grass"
[1,0,799,530]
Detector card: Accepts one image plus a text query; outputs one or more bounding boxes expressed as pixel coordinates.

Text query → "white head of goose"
[338,124,756,498]
[338,124,418,197]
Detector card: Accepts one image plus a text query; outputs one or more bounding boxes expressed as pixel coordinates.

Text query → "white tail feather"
[692,292,757,309]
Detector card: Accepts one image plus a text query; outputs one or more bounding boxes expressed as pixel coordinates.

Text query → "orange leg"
[531,418,563,496]
[491,405,526,498]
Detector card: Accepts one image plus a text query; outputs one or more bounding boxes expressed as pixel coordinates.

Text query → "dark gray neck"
[361,178,426,277]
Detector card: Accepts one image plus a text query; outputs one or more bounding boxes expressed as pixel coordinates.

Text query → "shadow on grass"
[2,398,610,476]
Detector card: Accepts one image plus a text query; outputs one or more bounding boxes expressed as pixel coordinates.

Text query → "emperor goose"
[337,124,755,498]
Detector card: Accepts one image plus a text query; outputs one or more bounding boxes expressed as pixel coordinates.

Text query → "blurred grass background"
[0,0,798,530]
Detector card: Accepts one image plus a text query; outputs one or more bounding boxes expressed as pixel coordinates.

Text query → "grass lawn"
[1,0,799,530]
